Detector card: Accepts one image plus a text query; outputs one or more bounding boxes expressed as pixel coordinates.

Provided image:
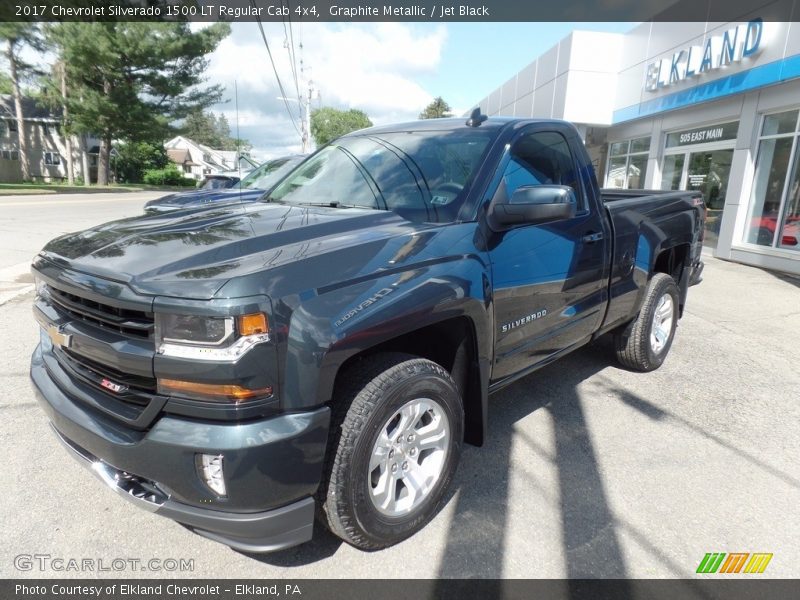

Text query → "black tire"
[614,273,680,372]
[318,353,463,550]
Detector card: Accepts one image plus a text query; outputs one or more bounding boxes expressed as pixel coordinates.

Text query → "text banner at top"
[1,0,795,23]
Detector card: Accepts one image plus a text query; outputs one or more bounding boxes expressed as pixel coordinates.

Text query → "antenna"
[235,80,243,204]
[466,108,488,127]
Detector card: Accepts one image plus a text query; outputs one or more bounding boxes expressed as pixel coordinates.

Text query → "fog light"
[196,454,227,497]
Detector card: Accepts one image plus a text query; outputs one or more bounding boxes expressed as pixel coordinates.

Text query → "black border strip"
[4,579,800,600]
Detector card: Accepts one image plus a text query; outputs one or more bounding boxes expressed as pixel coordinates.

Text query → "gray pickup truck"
[30,114,704,553]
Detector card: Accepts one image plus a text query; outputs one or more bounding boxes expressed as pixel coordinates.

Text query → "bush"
[113,141,170,183]
[142,165,194,186]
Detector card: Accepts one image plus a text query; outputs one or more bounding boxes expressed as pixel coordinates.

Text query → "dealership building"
[473,19,800,275]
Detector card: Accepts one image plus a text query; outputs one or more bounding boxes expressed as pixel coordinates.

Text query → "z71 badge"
[501,310,547,333]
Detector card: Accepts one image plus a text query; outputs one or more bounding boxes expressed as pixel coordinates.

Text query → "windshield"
[265,131,494,223]
[239,157,303,190]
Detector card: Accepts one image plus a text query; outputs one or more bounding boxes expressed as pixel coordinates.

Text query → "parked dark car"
[144,156,305,213]
[31,115,704,554]
[200,174,240,190]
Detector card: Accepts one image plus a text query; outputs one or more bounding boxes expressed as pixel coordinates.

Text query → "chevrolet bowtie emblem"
[47,325,72,349]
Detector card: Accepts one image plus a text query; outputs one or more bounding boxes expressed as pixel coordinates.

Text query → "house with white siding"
[164,136,257,182]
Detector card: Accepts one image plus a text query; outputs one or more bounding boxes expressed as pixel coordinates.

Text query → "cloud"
[201,22,447,159]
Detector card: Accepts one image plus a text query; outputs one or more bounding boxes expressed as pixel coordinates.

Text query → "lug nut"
[397,436,403,443]
[388,449,394,458]
[402,461,408,471]
[391,464,398,473]
[409,448,417,456]
[407,434,415,442]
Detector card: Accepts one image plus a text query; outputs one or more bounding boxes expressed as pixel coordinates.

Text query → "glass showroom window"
[606,137,650,189]
[746,110,800,250]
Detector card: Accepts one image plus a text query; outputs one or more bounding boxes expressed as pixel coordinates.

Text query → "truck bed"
[597,188,705,336]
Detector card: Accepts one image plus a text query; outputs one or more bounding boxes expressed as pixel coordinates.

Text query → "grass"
[0,181,195,196]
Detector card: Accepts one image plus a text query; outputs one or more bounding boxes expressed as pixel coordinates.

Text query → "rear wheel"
[615,273,679,372]
[318,353,463,550]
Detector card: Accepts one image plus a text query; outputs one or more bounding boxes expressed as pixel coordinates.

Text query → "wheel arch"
[325,315,489,447]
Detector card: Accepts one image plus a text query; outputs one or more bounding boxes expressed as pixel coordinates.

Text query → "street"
[1,193,798,579]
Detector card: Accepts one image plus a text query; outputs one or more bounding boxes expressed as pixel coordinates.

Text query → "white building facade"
[474,20,800,276]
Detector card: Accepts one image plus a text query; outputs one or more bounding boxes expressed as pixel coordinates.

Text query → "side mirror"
[487,185,577,232]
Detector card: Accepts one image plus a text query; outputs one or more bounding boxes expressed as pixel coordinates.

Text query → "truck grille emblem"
[100,378,128,394]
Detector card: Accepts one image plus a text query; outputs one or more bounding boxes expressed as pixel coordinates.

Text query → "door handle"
[581,232,604,244]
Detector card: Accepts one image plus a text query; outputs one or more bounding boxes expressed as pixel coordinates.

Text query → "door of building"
[661,122,739,248]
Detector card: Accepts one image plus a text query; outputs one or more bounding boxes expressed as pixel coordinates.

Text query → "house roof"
[167,148,192,163]
[164,136,254,171]
[0,94,61,121]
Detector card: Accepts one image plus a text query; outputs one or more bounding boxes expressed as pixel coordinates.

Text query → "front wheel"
[614,273,680,372]
[318,353,463,550]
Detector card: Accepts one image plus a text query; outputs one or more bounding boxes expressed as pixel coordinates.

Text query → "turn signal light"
[158,378,273,403]
[237,313,269,336]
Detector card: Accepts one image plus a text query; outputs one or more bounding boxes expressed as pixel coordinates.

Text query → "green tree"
[112,141,169,183]
[182,109,251,152]
[310,107,372,147]
[183,109,222,148]
[0,24,44,181]
[47,22,230,185]
[419,97,453,119]
[0,72,12,95]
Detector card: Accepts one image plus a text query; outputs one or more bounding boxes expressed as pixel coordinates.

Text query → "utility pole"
[301,79,314,154]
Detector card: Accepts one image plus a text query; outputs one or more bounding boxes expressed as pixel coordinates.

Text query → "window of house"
[182,164,191,173]
[44,151,61,166]
[605,136,650,189]
[0,121,5,137]
[10,150,19,161]
[43,123,54,136]
[1,150,9,160]
[8,120,17,133]
[745,110,800,251]
[202,153,211,163]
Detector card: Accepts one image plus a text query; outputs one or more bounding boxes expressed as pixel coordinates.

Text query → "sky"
[202,22,634,160]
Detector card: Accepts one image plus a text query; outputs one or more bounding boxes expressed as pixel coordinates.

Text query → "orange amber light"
[237,313,269,336]
[158,378,273,402]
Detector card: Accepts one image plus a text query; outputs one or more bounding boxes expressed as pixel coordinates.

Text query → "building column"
[715,92,760,259]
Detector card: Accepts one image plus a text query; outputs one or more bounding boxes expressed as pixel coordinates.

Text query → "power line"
[281,0,302,105]
[250,0,302,139]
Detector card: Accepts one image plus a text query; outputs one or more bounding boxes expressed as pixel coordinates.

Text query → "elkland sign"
[645,19,764,92]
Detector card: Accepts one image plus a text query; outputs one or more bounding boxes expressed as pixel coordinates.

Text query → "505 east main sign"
[645,19,764,92]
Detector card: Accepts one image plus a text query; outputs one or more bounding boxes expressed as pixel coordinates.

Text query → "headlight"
[155,312,270,362]
[158,314,234,346]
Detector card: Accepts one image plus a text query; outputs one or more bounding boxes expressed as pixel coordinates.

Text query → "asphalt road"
[1,193,798,580]
[0,192,167,304]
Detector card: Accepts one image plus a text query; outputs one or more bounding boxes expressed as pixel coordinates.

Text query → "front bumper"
[30,344,331,552]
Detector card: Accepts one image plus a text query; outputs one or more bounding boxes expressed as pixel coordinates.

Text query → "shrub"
[113,142,169,183]
[142,165,194,186]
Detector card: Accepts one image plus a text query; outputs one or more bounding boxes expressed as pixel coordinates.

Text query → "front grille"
[57,347,156,407]
[47,285,154,339]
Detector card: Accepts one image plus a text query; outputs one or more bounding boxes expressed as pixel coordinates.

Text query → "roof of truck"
[344,116,572,137]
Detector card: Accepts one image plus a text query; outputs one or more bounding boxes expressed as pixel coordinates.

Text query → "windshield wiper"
[294,201,383,210]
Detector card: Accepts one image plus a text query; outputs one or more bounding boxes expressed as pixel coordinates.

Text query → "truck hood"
[144,188,265,211]
[39,202,427,299]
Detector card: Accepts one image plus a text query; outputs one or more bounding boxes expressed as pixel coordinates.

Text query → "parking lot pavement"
[0,197,798,579]
[0,192,165,304]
